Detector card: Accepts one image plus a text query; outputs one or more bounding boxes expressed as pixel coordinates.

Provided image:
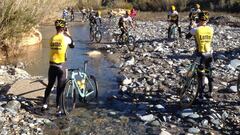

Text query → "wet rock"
[188,127,200,134]
[188,113,200,119]
[155,104,166,112]
[180,108,194,118]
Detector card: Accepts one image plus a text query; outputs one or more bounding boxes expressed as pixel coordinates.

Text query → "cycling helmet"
[195,4,200,9]
[126,10,131,15]
[198,11,209,21]
[97,10,101,16]
[55,19,66,28]
[171,5,176,11]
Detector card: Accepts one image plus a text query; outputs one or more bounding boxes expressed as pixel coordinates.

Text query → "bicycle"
[236,66,240,97]
[179,57,212,108]
[112,30,136,51]
[61,61,98,115]
[168,23,178,39]
[89,24,102,43]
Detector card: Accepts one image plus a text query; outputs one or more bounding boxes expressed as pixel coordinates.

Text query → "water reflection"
[3,23,119,98]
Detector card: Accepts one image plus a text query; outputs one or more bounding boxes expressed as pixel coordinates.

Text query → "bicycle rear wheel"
[127,35,136,51]
[84,75,98,102]
[62,80,76,115]
[95,30,102,43]
[237,73,240,97]
[179,73,199,108]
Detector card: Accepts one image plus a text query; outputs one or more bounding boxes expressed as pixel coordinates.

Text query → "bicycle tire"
[179,73,199,108]
[89,30,95,42]
[62,80,76,115]
[127,35,136,51]
[84,75,98,102]
[95,30,102,43]
[117,35,124,48]
[237,73,240,97]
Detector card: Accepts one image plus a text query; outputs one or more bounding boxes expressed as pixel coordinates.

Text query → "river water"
[7,21,154,134]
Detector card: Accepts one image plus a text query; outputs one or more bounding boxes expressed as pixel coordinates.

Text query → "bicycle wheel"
[84,75,98,102]
[237,72,240,97]
[179,73,199,108]
[127,35,136,51]
[89,30,95,42]
[62,80,76,115]
[95,30,102,43]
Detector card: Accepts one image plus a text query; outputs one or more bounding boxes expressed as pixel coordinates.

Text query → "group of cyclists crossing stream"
[0,4,240,135]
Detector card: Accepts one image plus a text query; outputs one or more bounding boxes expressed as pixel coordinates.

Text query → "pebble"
[188,127,200,134]
[229,85,238,93]
[138,114,156,122]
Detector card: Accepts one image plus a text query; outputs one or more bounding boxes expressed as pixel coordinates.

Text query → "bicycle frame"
[67,61,95,99]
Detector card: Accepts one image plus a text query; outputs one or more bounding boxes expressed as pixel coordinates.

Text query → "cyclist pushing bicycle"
[118,10,134,40]
[89,11,102,33]
[186,11,214,100]
[42,19,74,115]
[167,5,182,38]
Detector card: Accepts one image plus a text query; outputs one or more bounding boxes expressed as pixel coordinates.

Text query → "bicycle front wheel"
[179,74,199,108]
[89,30,95,42]
[95,30,102,43]
[84,75,98,102]
[127,35,136,51]
[62,80,76,115]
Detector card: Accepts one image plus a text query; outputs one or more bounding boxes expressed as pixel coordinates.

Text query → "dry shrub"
[78,0,102,9]
[0,0,77,58]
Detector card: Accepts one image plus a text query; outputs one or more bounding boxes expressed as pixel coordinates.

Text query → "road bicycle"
[112,29,136,51]
[179,57,212,108]
[61,61,98,115]
[236,66,240,97]
[89,24,102,43]
[168,23,178,39]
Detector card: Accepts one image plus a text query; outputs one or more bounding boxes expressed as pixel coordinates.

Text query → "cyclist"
[42,19,74,115]
[89,11,102,34]
[130,8,137,27]
[186,11,214,99]
[70,7,74,21]
[81,7,87,21]
[62,8,68,20]
[118,10,134,39]
[189,4,202,29]
[95,11,102,26]
[167,5,182,38]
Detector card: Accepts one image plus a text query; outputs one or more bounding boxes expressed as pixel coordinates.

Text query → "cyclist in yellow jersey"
[186,11,214,99]
[42,19,74,115]
[167,5,182,38]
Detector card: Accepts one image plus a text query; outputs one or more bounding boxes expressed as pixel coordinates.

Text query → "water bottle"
[77,79,86,89]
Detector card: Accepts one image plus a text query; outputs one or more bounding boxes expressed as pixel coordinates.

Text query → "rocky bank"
[101,15,240,134]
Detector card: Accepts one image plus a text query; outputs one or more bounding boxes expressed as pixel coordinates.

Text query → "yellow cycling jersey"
[194,26,214,53]
[49,34,68,64]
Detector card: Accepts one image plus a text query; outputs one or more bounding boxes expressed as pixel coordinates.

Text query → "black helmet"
[198,11,209,21]
[55,19,66,28]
